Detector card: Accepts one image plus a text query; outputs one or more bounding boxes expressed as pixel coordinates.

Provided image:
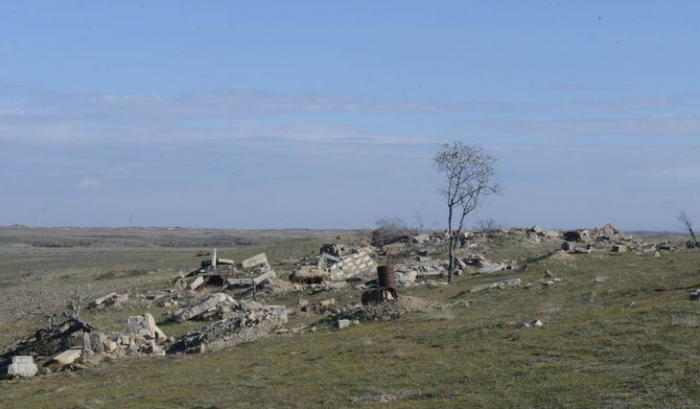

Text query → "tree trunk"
[690,227,700,248]
[447,206,454,284]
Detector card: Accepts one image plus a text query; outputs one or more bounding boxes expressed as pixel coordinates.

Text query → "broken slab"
[90,292,129,308]
[53,348,82,365]
[189,276,205,291]
[167,305,288,354]
[470,278,522,293]
[477,261,507,274]
[328,248,377,281]
[0,356,38,379]
[241,253,269,270]
[291,266,327,284]
[172,293,238,322]
[126,313,167,341]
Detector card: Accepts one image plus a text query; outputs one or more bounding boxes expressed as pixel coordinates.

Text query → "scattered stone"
[337,319,351,329]
[653,251,661,258]
[544,270,554,279]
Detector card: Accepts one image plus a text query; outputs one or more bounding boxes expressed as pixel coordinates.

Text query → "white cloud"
[76,178,102,189]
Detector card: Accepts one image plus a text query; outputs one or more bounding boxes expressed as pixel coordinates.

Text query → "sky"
[1,1,699,231]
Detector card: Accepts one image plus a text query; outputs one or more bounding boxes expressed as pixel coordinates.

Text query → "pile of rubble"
[328,295,441,324]
[168,304,287,354]
[291,245,377,284]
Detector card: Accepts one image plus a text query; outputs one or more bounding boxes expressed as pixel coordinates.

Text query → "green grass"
[1,230,700,408]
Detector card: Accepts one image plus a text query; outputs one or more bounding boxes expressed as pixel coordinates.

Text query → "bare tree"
[434,142,500,283]
[677,211,700,248]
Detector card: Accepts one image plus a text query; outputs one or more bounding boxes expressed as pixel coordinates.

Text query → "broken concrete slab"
[172,293,237,322]
[328,248,377,281]
[53,349,82,365]
[90,292,129,308]
[470,278,522,293]
[241,253,269,270]
[477,261,507,274]
[0,356,38,379]
[291,266,327,284]
[189,276,205,291]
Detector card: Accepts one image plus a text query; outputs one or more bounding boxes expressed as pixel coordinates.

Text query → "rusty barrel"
[377,265,397,290]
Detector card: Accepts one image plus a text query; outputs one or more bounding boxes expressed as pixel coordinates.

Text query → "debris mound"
[167,305,288,354]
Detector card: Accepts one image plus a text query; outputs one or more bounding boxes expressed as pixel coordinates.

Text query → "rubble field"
[0,225,698,409]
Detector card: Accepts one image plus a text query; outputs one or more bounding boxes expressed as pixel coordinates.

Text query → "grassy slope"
[1,233,700,408]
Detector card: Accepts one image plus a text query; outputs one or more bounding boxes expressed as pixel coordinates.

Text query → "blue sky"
[1,1,699,230]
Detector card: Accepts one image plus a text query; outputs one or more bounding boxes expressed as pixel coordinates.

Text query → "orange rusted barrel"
[377,265,397,290]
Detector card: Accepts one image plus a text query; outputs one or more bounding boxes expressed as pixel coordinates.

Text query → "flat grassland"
[1,227,699,409]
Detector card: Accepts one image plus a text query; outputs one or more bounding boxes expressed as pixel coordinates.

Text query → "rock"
[53,349,82,365]
[337,319,351,329]
[104,340,118,353]
[0,356,38,379]
[653,251,661,258]
[320,244,347,257]
[517,319,543,329]
[126,313,167,341]
[241,253,269,270]
[320,298,336,307]
[189,276,205,291]
[297,298,309,308]
[544,270,554,279]
[612,245,627,253]
[412,234,430,244]
[477,261,507,274]
[690,289,700,301]
[542,280,555,287]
